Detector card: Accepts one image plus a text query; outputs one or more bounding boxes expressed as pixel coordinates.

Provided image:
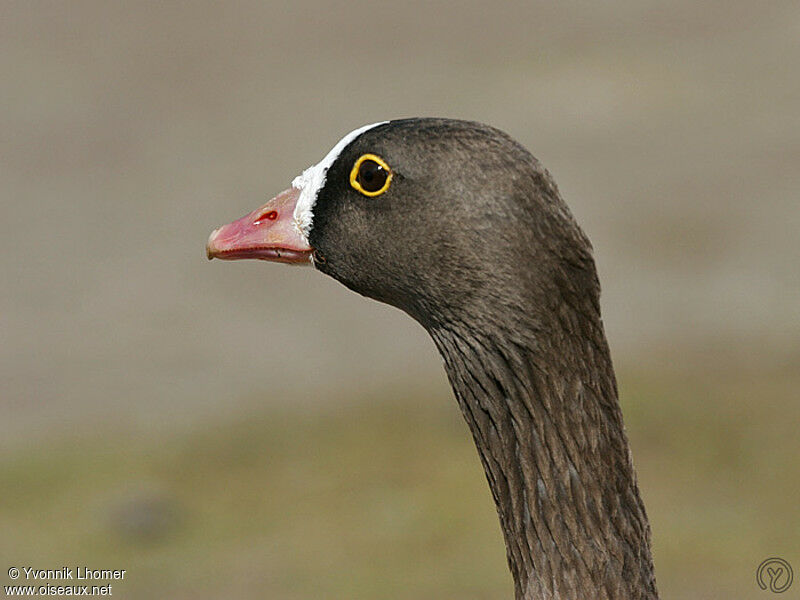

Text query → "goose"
[207,118,658,600]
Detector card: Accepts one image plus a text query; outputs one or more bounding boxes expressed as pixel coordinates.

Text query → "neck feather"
[429,311,658,600]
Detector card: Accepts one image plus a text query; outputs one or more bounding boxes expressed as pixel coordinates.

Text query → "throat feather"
[429,323,657,600]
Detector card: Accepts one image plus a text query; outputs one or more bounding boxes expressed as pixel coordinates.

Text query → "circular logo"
[756,558,793,593]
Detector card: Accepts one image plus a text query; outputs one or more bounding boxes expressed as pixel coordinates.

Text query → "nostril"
[254,210,278,224]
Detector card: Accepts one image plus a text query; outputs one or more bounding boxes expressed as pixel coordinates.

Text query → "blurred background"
[1,1,798,598]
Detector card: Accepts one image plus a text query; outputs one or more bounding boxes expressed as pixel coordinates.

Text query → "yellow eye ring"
[350,153,393,197]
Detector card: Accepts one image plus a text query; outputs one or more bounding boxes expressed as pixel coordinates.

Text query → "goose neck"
[429,321,658,600]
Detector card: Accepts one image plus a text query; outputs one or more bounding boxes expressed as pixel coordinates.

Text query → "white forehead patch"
[291,121,387,241]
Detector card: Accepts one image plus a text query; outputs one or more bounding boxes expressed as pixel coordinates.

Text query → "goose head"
[207,118,595,332]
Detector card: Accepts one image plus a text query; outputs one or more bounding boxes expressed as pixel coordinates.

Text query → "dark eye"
[350,154,392,196]
[358,160,387,192]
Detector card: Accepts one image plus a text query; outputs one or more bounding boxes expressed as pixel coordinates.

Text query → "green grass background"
[2,368,797,599]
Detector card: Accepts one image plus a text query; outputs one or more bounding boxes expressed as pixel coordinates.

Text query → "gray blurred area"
[3,1,797,441]
[2,3,799,599]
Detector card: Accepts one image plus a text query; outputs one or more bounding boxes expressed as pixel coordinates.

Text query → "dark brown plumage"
[208,118,658,599]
